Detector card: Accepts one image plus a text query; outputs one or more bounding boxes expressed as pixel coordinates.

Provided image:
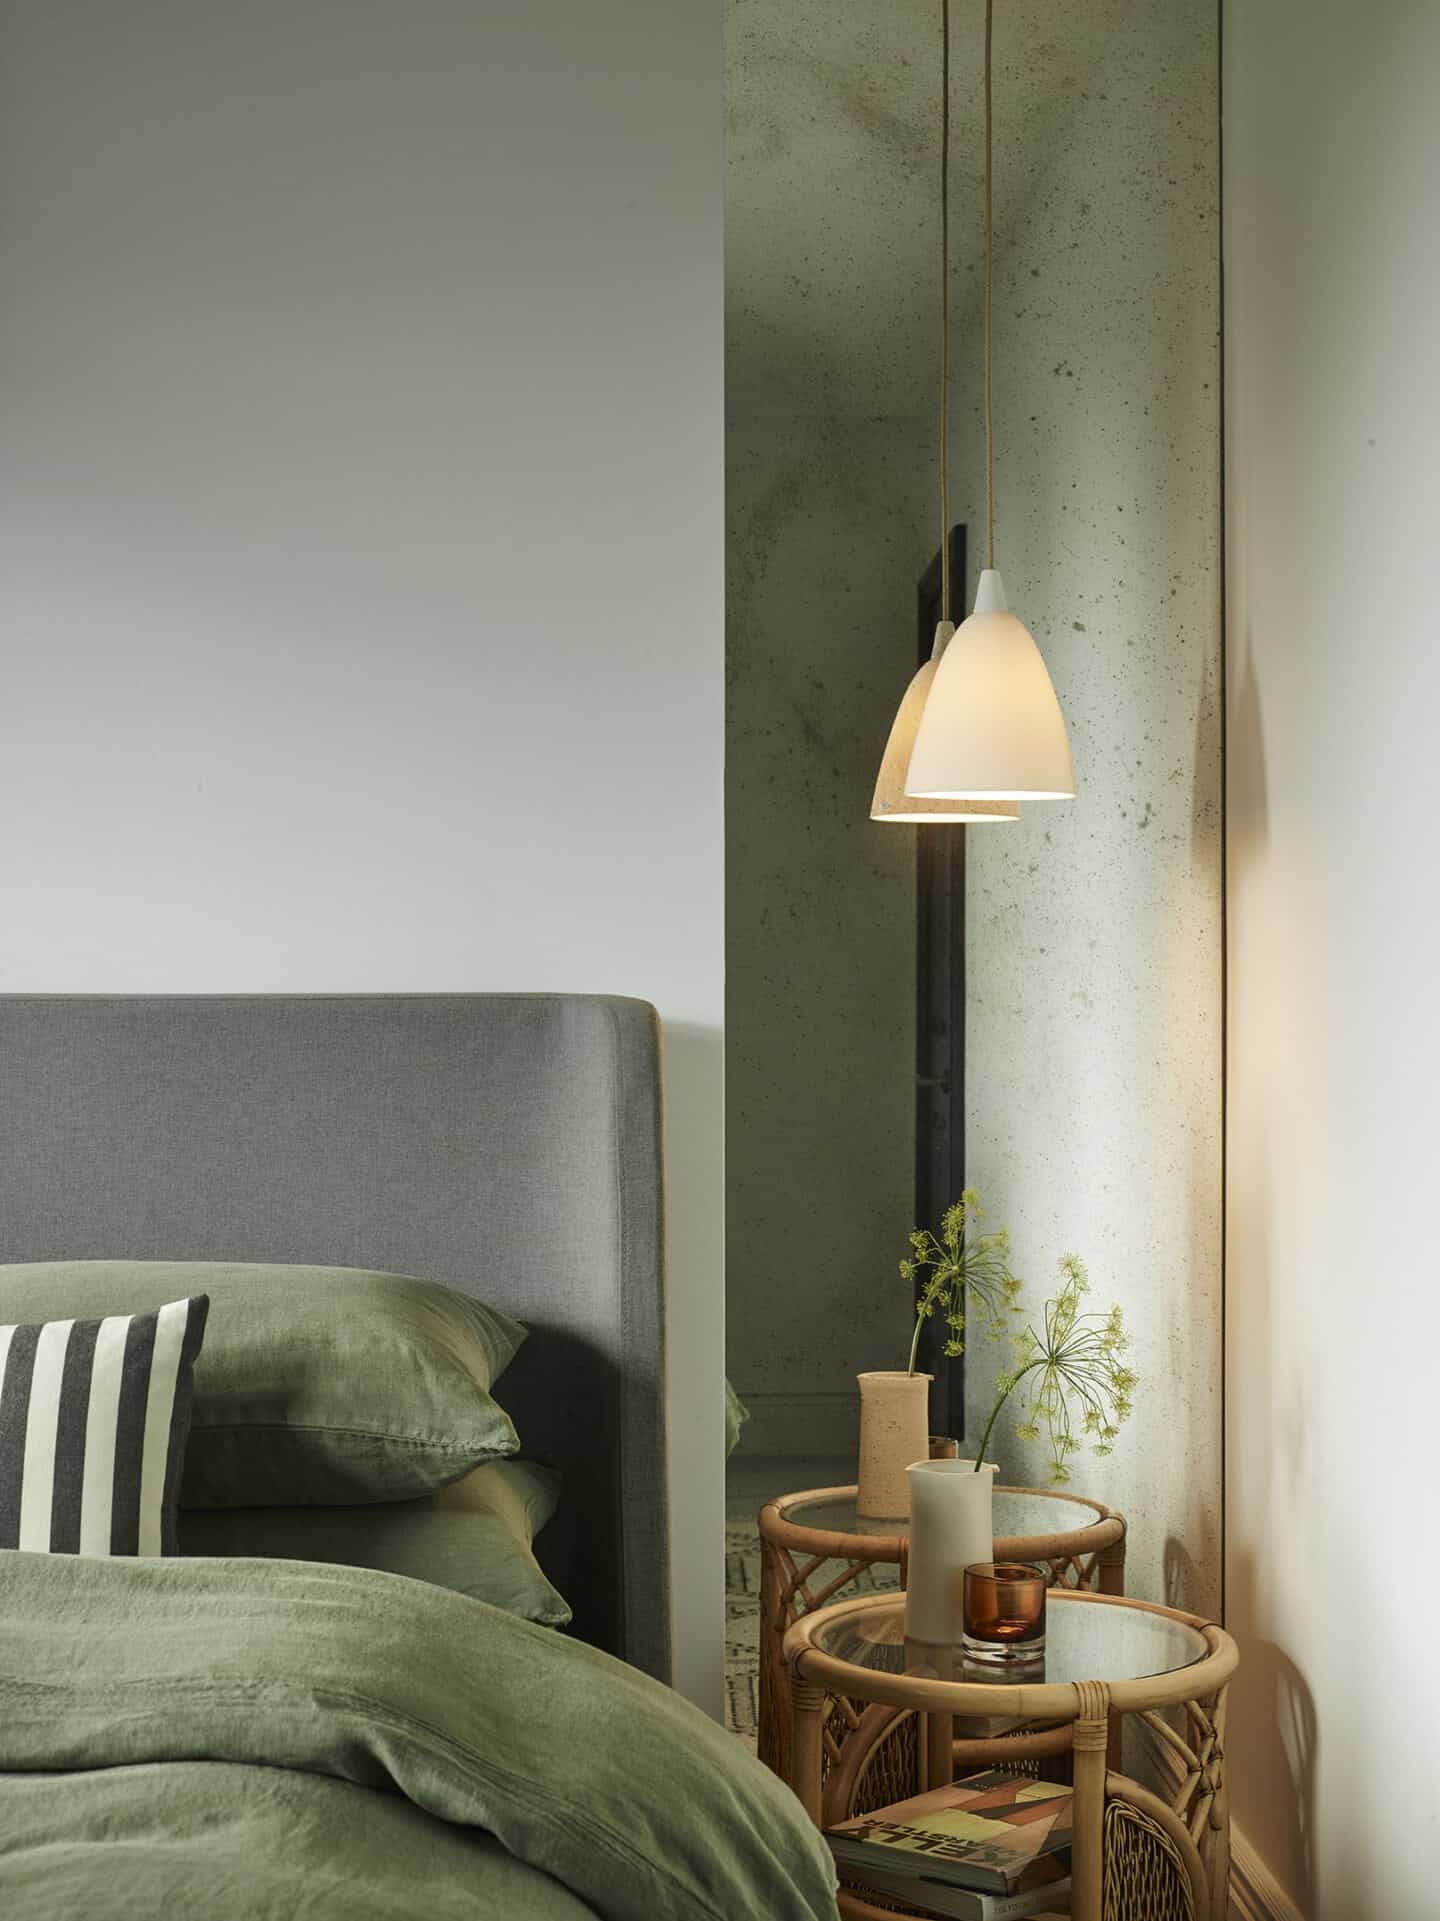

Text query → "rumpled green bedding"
[0,1550,837,1921]
[0,1765,599,1920]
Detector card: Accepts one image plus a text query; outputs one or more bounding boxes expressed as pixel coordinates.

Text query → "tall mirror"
[722,0,1222,1767]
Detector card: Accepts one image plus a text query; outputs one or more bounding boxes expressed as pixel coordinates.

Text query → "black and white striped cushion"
[0,1295,208,1556]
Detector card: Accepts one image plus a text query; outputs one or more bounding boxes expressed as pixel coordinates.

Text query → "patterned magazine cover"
[826,1770,1074,1894]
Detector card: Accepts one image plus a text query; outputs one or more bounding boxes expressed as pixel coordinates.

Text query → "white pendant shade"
[871,622,1019,823]
[905,571,1076,801]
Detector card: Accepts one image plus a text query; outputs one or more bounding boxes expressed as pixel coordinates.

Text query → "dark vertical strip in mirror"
[915,522,968,1441]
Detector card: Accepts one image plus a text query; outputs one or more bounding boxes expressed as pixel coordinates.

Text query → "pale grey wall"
[0,0,725,1709]
[1225,2,1440,1908]
[726,0,934,1449]
[958,2,1223,1617]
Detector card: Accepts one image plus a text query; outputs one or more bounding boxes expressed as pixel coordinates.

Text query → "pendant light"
[904,0,1076,804]
[871,0,1016,826]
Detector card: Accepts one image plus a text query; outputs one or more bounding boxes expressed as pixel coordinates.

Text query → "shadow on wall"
[1226,1546,1317,1917]
[1228,630,1269,868]
[1226,638,1320,1906]
[1223,1053,1317,1915]
[1163,1527,1219,1622]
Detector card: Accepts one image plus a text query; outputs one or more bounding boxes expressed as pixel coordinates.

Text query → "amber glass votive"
[962,1561,1047,1663]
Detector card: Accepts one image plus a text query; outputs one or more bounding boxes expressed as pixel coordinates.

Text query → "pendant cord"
[983,0,995,570]
[939,0,951,622]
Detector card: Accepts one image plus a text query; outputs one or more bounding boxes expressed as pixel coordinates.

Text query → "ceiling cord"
[943,0,998,610]
[939,0,951,622]
[984,0,995,571]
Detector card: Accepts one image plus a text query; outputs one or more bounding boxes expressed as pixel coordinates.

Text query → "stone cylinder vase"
[855,1370,931,1519]
[903,1457,998,1645]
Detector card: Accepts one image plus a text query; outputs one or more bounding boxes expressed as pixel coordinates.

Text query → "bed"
[0,993,836,1921]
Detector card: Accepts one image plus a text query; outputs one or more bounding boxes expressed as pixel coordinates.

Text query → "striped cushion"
[0,1296,208,1556]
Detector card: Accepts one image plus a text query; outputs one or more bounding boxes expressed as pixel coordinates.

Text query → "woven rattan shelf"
[784,1587,1237,1921]
[757,1483,1126,1784]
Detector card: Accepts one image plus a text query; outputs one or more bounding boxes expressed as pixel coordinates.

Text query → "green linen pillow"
[0,1263,525,1508]
[178,1460,570,1626]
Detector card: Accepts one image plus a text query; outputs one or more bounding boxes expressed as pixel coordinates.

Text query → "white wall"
[962,0,1223,1618]
[0,1,724,1710]
[1225,0,1440,1907]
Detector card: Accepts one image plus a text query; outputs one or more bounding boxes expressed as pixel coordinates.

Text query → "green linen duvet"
[0,1551,837,1921]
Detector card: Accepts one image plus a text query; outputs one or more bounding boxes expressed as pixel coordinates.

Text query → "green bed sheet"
[0,1551,836,1921]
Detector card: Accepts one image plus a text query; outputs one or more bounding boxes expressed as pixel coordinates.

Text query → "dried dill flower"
[975,1253,1137,1483]
[904,1189,1024,1378]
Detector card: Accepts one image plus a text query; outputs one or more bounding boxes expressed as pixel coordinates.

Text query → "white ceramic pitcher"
[904,1456,997,1644]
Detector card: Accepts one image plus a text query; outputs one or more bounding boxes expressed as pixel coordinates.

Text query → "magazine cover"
[826,1770,1073,1895]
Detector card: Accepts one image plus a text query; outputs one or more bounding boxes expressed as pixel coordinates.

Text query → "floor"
[724,1451,859,1750]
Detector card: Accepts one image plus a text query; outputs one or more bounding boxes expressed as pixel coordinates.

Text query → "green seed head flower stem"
[972,1254,1138,1482]
[903,1189,1024,1378]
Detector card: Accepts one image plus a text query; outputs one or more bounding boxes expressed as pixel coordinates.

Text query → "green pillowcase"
[178,1460,571,1627]
[0,1262,526,1507]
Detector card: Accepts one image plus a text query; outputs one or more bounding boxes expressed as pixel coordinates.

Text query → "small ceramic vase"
[904,1456,998,1645]
[855,1370,932,1519]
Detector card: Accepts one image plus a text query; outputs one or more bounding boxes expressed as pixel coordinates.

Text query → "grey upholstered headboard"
[0,994,669,1680]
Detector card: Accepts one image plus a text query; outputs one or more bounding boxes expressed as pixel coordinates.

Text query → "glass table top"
[784,1487,1103,1541]
[810,1594,1205,1689]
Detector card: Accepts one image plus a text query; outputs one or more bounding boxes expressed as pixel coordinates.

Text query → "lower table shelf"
[782,1588,1237,1921]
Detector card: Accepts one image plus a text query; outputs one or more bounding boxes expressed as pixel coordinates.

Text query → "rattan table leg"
[1206,1687,1231,1921]
[758,1535,791,1779]
[791,1677,826,1826]
[1097,1528,1127,1597]
[1209,1804,1232,1921]
[923,1710,954,1792]
[1071,1683,1111,1921]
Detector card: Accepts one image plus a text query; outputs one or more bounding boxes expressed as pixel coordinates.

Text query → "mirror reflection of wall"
[726,1,937,1489]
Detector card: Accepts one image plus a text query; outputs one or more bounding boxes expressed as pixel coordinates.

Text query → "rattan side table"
[785,1588,1237,1921]
[757,1484,1126,1783]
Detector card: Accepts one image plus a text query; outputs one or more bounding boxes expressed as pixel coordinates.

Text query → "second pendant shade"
[905,571,1075,802]
[872,622,1018,823]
